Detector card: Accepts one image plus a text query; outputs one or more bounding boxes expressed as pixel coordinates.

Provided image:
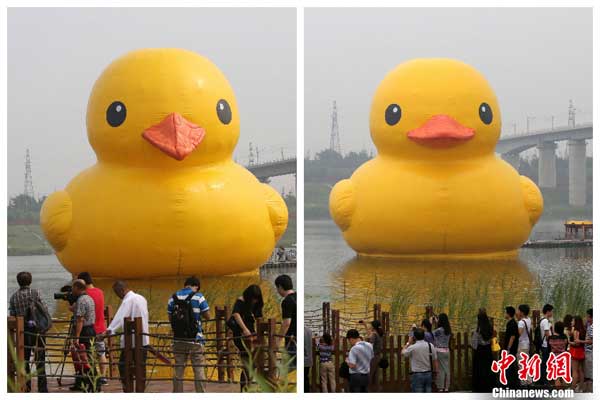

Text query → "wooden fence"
[309,302,542,392]
[7,304,292,393]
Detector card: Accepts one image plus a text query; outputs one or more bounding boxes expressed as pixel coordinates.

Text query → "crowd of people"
[496,303,593,393]
[304,304,593,393]
[8,271,297,393]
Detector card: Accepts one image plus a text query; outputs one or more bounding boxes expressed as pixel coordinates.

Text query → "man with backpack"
[517,304,532,386]
[167,276,211,393]
[537,304,554,386]
[9,271,50,392]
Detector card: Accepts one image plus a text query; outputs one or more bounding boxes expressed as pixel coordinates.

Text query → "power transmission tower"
[248,142,255,166]
[23,148,35,210]
[568,99,576,127]
[329,100,341,154]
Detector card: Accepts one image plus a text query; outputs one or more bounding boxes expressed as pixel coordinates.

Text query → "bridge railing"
[500,122,593,140]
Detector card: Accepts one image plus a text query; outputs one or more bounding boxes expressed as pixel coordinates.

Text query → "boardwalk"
[31,378,239,393]
[8,309,296,393]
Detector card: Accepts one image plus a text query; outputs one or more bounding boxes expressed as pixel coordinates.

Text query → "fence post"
[311,335,318,392]
[7,316,25,392]
[340,337,348,393]
[332,309,340,342]
[463,331,469,389]
[255,321,267,380]
[382,311,390,334]
[387,334,395,391]
[267,318,277,381]
[532,310,541,330]
[133,317,145,392]
[104,305,115,379]
[374,303,381,321]
[123,318,133,393]
[7,317,15,392]
[223,305,234,382]
[403,334,410,391]
[215,306,225,382]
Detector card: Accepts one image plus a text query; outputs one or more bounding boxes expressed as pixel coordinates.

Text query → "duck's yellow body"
[329,59,542,258]
[41,49,287,278]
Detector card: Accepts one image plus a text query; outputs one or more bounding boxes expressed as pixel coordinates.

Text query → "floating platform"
[522,239,593,248]
[261,261,296,269]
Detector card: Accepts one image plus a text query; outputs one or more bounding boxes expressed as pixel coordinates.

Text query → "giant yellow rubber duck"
[329,59,543,259]
[41,48,288,278]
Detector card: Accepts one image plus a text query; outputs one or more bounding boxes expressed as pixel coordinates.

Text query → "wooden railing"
[309,302,542,392]
[7,304,293,393]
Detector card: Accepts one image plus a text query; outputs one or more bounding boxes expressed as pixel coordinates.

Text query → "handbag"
[378,357,389,369]
[491,337,501,353]
[339,361,350,379]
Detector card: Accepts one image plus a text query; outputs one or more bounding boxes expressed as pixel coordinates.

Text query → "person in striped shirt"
[167,276,211,392]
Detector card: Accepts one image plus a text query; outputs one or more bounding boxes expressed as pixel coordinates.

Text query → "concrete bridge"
[496,123,592,206]
[246,157,296,182]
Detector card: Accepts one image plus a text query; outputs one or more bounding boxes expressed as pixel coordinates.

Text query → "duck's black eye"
[216,99,232,125]
[106,101,127,127]
[479,102,493,125]
[385,104,401,126]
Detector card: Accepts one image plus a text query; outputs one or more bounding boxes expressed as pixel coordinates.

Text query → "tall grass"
[539,273,592,322]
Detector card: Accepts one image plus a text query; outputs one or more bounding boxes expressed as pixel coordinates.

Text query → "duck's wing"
[520,175,543,226]
[262,184,289,242]
[40,190,72,251]
[329,179,356,232]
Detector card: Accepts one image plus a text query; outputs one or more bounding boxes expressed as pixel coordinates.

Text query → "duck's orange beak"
[407,115,475,148]
[142,113,205,160]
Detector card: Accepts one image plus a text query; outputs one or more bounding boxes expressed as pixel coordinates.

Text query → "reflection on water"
[305,220,592,333]
[332,256,539,332]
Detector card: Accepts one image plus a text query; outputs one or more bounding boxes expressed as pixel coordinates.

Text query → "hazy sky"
[305,8,593,156]
[8,8,296,198]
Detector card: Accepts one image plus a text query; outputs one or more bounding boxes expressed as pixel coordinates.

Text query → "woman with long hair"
[471,310,494,392]
[433,313,452,392]
[229,284,264,392]
[569,316,586,392]
[361,319,384,392]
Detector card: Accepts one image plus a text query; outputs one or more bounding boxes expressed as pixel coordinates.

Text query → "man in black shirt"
[275,275,296,368]
[503,306,519,389]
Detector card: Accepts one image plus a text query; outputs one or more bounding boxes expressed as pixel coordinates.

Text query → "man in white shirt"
[517,304,532,385]
[402,328,438,393]
[100,281,149,391]
[539,304,554,385]
[345,329,374,392]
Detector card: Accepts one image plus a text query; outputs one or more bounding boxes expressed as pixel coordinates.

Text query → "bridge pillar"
[502,152,521,170]
[537,141,557,188]
[568,139,587,206]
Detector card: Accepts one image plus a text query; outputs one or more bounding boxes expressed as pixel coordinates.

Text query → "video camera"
[53,284,79,304]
